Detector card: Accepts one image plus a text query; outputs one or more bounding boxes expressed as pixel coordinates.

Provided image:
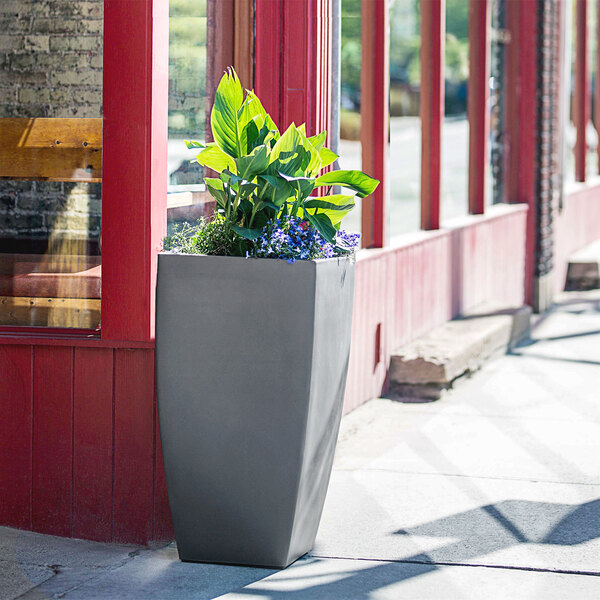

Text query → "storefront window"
[388,0,421,237]
[167,0,211,235]
[338,0,363,236]
[441,0,469,222]
[0,0,103,329]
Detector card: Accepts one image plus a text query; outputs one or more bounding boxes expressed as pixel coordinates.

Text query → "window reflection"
[389,0,421,237]
[167,0,212,236]
[338,0,363,236]
[441,0,469,222]
[0,1,103,329]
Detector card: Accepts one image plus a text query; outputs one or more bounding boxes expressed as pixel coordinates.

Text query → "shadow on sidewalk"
[226,498,600,598]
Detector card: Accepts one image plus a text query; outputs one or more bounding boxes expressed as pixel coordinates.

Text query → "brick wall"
[0,0,103,252]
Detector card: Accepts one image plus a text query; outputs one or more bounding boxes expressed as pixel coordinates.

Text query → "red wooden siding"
[255,0,332,138]
[254,0,283,125]
[555,183,600,293]
[72,348,113,541]
[343,204,528,414]
[0,345,172,544]
[32,347,73,537]
[113,350,155,544]
[0,345,32,530]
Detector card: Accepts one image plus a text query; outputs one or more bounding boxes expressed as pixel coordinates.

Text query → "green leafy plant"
[177,68,378,257]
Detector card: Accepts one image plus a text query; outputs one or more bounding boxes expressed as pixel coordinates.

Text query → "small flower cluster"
[248,215,360,263]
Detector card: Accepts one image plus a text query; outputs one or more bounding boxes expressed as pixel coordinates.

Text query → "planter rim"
[158,252,356,265]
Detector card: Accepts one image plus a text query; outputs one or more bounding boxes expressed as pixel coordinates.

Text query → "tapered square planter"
[156,253,355,568]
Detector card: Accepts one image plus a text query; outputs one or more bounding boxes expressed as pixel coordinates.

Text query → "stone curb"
[389,305,532,400]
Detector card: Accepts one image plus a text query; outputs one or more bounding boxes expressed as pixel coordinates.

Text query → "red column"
[420,0,445,231]
[361,0,389,248]
[255,0,332,138]
[468,0,491,215]
[574,0,588,182]
[102,0,168,342]
[505,0,538,305]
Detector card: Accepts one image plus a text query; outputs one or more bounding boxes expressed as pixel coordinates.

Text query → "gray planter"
[156,253,355,568]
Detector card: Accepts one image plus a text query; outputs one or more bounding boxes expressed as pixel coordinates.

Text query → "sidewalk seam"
[308,554,600,578]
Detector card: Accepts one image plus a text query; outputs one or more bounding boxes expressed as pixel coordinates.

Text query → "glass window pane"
[167,0,211,236]
[0,1,103,329]
[565,0,576,184]
[441,0,469,222]
[339,0,362,236]
[389,0,421,237]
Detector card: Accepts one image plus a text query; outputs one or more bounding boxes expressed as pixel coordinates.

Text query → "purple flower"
[248,215,360,261]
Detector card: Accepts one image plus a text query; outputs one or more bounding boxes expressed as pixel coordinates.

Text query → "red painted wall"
[343,204,528,414]
[0,343,172,545]
[555,183,600,292]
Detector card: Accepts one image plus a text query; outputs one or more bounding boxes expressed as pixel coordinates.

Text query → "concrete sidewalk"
[3,291,600,599]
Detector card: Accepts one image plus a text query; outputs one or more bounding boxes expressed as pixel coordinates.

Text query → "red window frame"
[0,0,251,343]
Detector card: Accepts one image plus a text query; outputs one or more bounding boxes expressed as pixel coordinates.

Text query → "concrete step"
[565,239,600,291]
[389,305,532,401]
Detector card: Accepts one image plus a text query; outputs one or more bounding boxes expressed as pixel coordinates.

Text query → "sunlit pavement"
[3,291,600,599]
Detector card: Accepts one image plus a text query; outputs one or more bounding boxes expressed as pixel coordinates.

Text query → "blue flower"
[247,215,360,261]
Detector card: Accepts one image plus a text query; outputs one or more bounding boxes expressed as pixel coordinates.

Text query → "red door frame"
[102,0,168,343]
[255,0,332,138]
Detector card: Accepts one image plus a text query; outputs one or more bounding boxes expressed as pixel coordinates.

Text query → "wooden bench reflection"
[0,118,102,329]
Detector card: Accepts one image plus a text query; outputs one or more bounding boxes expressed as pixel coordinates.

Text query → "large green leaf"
[185,139,206,149]
[237,91,267,153]
[315,169,379,198]
[308,130,327,149]
[305,211,336,244]
[231,224,263,240]
[238,92,266,128]
[296,127,323,177]
[204,177,229,209]
[211,68,244,158]
[305,130,339,172]
[264,115,280,143]
[269,124,308,176]
[303,194,355,226]
[195,144,236,172]
[257,175,295,207]
[303,195,355,212]
[318,147,338,169]
[235,145,270,180]
[278,173,315,199]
